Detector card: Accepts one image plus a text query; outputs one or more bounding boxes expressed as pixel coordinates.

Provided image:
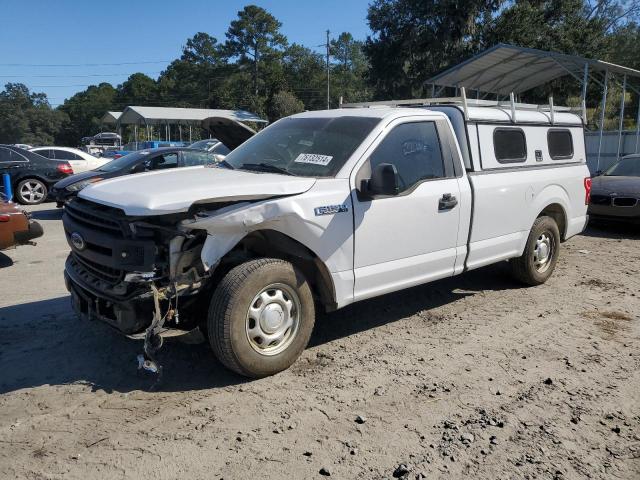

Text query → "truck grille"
[71,252,124,286]
[65,198,127,237]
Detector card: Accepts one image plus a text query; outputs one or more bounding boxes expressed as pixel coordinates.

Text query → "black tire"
[207,258,315,378]
[15,178,48,205]
[510,216,560,286]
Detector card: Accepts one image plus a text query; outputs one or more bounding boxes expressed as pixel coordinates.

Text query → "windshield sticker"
[294,153,333,166]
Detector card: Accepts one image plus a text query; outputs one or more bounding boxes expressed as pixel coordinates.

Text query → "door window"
[53,150,83,161]
[35,149,55,159]
[148,152,178,170]
[368,121,445,193]
[0,147,28,163]
[182,151,217,167]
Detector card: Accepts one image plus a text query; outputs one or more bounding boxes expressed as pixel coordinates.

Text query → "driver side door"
[352,119,462,301]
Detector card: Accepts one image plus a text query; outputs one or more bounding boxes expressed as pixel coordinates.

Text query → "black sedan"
[51,147,220,206]
[0,145,73,205]
[588,155,640,224]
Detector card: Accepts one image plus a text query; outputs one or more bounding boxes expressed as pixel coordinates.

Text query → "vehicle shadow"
[0,263,518,395]
[310,262,517,347]
[582,222,640,240]
[0,252,14,268]
[29,208,63,221]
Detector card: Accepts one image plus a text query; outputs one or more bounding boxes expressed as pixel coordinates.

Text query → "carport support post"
[596,69,609,172]
[635,94,640,153]
[581,63,589,124]
[617,74,627,161]
[189,125,192,142]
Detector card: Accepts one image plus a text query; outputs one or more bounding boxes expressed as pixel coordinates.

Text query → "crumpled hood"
[79,166,316,216]
[591,176,640,196]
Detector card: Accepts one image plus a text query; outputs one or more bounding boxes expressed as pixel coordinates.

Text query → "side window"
[54,150,83,161]
[548,130,573,160]
[212,143,231,155]
[149,153,178,170]
[0,148,28,163]
[182,151,216,167]
[0,147,13,162]
[36,149,54,159]
[368,121,445,193]
[494,128,527,163]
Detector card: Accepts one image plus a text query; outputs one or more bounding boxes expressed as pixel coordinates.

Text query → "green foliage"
[267,90,305,121]
[3,2,640,146]
[0,83,67,145]
[225,5,288,95]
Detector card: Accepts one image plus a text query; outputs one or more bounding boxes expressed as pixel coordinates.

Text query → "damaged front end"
[62,198,212,341]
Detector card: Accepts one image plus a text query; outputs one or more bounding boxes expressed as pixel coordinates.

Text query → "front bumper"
[64,255,155,334]
[588,202,640,223]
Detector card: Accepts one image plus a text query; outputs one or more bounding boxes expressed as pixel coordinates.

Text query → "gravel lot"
[1,204,639,479]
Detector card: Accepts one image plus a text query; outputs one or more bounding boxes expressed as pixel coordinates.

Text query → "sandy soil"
[1,206,639,479]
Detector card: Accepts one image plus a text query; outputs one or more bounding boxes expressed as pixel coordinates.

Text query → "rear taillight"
[584,177,592,205]
[57,163,73,175]
[0,214,10,222]
[114,154,122,159]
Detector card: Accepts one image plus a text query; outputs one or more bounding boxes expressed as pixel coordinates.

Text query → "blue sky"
[0,0,372,106]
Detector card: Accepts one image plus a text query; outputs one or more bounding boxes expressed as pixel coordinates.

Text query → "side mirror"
[594,170,604,177]
[363,163,400,197]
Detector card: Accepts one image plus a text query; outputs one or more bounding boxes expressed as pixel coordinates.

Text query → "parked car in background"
[30,146,108,173]
[0,200,43,250]
[0,145,73,205]
[588,154,640,223]
[189,139,231,160]
[51,147,221,206]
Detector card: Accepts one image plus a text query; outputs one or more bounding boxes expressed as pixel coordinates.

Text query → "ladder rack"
[340,87,586,125]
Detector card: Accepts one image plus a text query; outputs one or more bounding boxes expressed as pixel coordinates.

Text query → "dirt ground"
[0,204,639,480]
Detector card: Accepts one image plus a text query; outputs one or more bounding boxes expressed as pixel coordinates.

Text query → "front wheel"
[207,258,315,378]
[15,178,48,205]
[510,215,560,286]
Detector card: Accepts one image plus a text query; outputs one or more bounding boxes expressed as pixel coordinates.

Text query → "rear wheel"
[207,258,315,378]
[15,178,48,205]
[510,216,560,286]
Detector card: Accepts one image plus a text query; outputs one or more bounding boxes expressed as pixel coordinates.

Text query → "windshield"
[223,116,380,177]
[605,156,640,177]
[97,151,150,172]
[189,139,220,150]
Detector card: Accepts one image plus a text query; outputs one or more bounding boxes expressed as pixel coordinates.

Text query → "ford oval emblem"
[70,232,86,251]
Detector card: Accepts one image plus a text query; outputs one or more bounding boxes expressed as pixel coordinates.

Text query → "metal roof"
[101,111,122,123]
[428,44,640,95]
[116,106,267,125]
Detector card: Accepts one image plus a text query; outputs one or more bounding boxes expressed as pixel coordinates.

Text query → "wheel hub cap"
[533,232,554,272]
[246,283,301,356]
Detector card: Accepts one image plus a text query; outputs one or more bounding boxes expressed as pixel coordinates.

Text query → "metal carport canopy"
[427,43,640,94]
[116,106,267,125]
[101,111,122,124]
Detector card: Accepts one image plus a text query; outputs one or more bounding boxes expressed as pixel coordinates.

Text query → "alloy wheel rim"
[20,181,45,203]
[245,283,301,356]
[533,232,554,273]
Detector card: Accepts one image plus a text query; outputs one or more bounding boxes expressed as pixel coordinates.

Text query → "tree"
[225,5,288,95]
[181,32,225,65]
[0,83,66,145]
[267,91,305,121]
[57,83,117,146]
[365,0,502,99]
[330,32,371,104]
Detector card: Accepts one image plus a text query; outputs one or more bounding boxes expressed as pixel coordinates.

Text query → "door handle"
[438,193,458,210]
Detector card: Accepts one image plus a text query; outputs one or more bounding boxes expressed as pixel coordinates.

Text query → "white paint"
[79,105,590,311]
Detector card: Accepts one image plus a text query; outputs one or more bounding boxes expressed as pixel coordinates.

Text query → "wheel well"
[215,230,337,311]
[538,203,567,240]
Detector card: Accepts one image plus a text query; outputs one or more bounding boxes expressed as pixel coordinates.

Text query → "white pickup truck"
[62,97,590,377]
